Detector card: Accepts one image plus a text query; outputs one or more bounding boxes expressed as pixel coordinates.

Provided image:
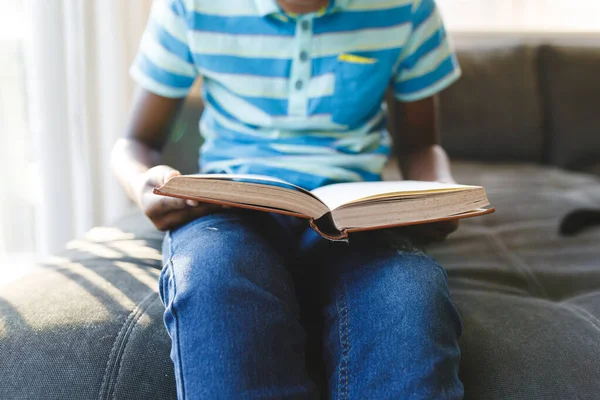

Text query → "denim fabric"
[159,210,463,400]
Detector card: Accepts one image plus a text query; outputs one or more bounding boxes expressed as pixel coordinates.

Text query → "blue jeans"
[159,210,463,399]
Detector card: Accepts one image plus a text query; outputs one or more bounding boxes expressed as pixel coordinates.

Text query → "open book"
[154,174,494,240]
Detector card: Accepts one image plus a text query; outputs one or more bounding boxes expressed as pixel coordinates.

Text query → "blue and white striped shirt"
[131,0,461,190]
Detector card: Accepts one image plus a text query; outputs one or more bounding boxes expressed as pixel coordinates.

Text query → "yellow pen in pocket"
[338,53,378,64]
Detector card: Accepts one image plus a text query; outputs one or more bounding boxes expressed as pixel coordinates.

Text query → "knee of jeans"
[397,252,448,289]
[166,215,292,307]
[361,252,454,319]
[386,252,462,334]
[397,252,448,296]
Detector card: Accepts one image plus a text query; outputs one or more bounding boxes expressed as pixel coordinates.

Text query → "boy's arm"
[112,87,183,202]
[394,95,454,183]
[391,94,459,242]
[111,88,219,231]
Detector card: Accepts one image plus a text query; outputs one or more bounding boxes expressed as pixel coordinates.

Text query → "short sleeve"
[130,0,198,98]
[392,0,461,102]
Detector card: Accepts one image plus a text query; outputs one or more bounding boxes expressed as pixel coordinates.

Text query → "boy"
[112,0,464,398]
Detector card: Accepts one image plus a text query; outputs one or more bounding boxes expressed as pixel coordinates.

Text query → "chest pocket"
[331,54,393,127]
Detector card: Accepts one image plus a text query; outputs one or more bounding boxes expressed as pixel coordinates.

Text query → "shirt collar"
[331,0,351,12]
[254,0,281,16]
[254,0,351,17]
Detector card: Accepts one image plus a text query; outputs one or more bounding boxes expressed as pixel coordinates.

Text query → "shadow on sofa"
[1,44,600,400]
[0,220,175,399]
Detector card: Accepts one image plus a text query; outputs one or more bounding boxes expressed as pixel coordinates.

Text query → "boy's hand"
[137,165,221,231]
[405,219,459,244]
[111,91,219,231]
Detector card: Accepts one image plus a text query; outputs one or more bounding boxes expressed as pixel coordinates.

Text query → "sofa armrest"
[0,215,176,400]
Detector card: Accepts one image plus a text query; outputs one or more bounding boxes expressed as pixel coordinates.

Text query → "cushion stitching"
[98,309,137,399]
[563,291,600,304]
[556,302,600,334]
[485,230,549,298]
[97,292,156,400]
[110,292,159,400]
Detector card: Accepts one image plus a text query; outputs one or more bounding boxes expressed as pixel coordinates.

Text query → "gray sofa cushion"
[538,45,600,170]
[0,218,176,400]
[430,162,600,399]
[2,162,599,399]
[439,46,544,163]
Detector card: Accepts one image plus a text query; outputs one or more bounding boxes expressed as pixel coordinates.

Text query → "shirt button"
[295,80,303,90]
[299,51,308,62]
[301,20,310,31]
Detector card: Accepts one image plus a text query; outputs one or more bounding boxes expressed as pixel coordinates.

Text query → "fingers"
[143,182,220,223]
[138,165,225,231]
[420,227,448,243]
[427,220,458,237]
[406,220,459,244]
[406,226,443,243]
[163,169,181,184]
[140,165,186,218]
[145,165,181,187]
[142,191,186,220]
[158,194,187,210]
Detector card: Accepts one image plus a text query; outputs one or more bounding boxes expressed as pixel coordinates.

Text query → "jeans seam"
[429,257,449,281]
[158,265,167,306]
[166,233,187,400]
[336,279,350,400]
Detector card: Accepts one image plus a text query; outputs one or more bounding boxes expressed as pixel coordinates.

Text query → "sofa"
[1,44,599,399]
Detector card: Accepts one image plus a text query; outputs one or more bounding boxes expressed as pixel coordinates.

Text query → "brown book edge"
[153,187,495,240]
[344,207,496,234]
[153,188,312,219]
[311,207,496,240]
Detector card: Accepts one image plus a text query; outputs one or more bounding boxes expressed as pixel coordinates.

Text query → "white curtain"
[437,0,600,32]
[0,0,33,264]
[25,0,153,257]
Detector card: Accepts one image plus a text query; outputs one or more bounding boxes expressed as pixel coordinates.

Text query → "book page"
[311,181,476,210]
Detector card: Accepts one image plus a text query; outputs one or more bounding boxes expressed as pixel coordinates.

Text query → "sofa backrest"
[162,96,204,175]
[437,44,600,170]
[164,44,600,174]
[538,45,600,170]
[438,45,544,163]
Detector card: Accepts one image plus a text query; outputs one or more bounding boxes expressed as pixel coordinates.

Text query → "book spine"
[309,212,349,241]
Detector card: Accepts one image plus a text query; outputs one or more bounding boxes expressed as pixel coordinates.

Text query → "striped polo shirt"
[131,0,461,190]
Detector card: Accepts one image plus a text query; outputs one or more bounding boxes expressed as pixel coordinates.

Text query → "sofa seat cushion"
[429,161,600,399]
